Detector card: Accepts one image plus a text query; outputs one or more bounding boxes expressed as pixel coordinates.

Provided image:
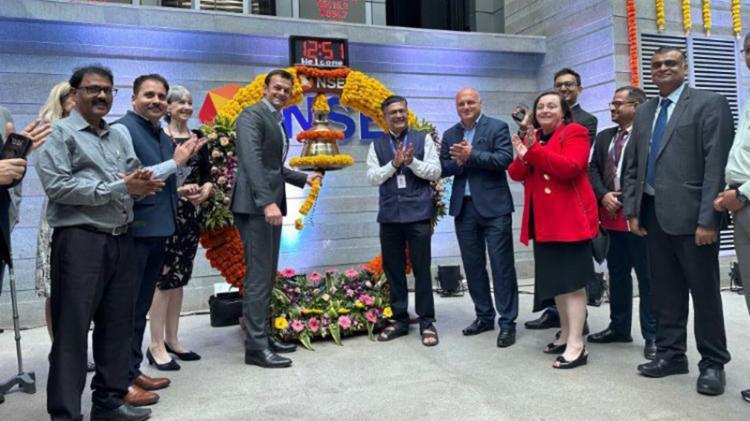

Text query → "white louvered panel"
[640,34,739,254]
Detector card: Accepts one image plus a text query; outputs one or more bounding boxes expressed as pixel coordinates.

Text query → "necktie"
[605,129,627,191]
[646,98,672,188]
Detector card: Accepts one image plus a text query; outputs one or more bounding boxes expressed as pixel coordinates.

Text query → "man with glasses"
[714,32,750,403]
[524,67,599,331]
[37,65,169,421]
[587,86,656,359]
[623,47,732,396]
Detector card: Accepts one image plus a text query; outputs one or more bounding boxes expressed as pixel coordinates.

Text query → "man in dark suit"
[232,69,320,368]
[524,67,598,331]
[114,74,204,407]
[440,88,518,347]
[622,47,733,396]
[587,86,656,359]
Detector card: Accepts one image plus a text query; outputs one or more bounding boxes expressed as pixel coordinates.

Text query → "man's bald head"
[455,88,482,127]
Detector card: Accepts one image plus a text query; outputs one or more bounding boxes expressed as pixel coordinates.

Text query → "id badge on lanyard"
[392,135,409,189]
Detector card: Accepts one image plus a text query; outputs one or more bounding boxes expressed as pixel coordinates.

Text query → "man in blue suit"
[440,88,519,347]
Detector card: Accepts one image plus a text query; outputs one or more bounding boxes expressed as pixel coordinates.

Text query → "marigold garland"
[312,93,330,113]
[702,0,711,36]
[296,130,345,142]
[627,0,640,87]
[655,0,665,32]
[733,0,742,38]
[199,226,246,291]
[296,66,351,80]
[289,154,354,169]
[217,67,304,122]
[683,0,692,35]
[340,70,417,130]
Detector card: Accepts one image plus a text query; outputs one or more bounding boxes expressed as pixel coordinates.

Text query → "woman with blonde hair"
[35,81,78,353]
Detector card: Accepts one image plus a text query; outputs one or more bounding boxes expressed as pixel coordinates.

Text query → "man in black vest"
[113,74,204,407]
[366,95,442,346]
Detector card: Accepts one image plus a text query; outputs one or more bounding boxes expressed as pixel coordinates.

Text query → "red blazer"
[508,123,599,245]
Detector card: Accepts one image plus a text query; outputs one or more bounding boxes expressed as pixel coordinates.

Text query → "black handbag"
[586,272,607,306]
[208,290,243,327]
[591,225,610,264]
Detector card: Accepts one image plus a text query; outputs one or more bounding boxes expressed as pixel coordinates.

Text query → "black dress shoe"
[741,388,750,402]
[524,310,560,330]
[146,349,180,371]
[91,403,151,421]
[587,328,633,344]
[165,343,201,361]
[462,319,494,336]
[697,367,726,396]
[637,358,689,378]
[643,339,657,361]
[269,337,297,353]
[245,348,292,368]
[496,329,516,348]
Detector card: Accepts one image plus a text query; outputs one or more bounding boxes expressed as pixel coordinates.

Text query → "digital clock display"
[290,36,349,68]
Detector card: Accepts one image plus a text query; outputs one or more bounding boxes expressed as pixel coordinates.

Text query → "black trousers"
[47,227,135,421]
[380,220,435,328]
[640,195,730,369]
[128,237,167,383]
[454,199,518,329]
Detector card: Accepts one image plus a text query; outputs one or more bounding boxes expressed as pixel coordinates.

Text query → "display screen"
[290,36,349,68]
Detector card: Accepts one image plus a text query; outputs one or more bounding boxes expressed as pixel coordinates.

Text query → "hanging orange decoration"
[732,0,742,39]
[627,0,640,87]
[702,0,711,36]
[656,0,665,32]
[683,0,692,35]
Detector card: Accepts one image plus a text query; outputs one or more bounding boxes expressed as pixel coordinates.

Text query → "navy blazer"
[440,115,514,218]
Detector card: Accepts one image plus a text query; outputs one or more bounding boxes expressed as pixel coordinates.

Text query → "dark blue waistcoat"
[115,111,177,238]
[373,130,434,224]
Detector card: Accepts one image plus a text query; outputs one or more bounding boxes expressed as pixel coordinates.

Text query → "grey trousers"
[733,206,750,315]
[234,213,282,351]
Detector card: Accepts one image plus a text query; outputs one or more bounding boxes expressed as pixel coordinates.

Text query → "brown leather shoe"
[125,385,159,407]
[133,373,170,391]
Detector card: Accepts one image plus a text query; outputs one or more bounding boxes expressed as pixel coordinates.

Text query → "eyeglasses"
[609,101,636,108]
[554,81,579,89]
[78,85,118,96]
[650,59,681,69]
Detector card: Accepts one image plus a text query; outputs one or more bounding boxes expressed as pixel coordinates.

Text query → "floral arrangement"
[296,66,351,80]
[294,179,321,230]
[200,226,245,291]
[702,0,711,36]
[288,154,355,169]
[627,0,640,87]
[733,0,742,38]
[296,130,345,142]
[683,0,692,35]
[270,267,392,349]
[655,0,665,32]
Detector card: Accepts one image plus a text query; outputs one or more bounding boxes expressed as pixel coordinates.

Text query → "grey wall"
[0,0,544,326]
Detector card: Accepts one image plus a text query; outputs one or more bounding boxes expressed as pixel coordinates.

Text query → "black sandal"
[377,324,408,342]
[420,326,439,347]
[544,342,566,354]
[553,347,588,369]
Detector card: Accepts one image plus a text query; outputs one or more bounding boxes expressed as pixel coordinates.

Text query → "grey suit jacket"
[231,102,307,216]
[622,86,734,235]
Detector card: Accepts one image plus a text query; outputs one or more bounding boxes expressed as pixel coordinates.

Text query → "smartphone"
[1,133,33,160]
[512,107,527,123]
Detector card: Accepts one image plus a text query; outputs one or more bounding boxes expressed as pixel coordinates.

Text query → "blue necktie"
[646,98,672,188]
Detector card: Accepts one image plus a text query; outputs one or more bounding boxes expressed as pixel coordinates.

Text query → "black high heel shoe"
[146,349,181,371]
[165,343,201,361]
[543,342,566,354]
[553,347,588,369]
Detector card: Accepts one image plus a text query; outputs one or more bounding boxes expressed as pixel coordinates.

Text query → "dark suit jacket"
[440,115,514,218]
[572,104,598,145]
[588,126,620,203]
[622,86,734,235]
[231,102,307,216]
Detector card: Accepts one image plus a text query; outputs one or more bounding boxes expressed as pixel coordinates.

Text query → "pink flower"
[325,268,339,274]
[291,320,305,333]
[308,318,320,333]
[280,268,296,278]
[359,294,374,306]
[365,310,377,323]
[337,315,352,329]
[308,271,322,284]
[344,269,359,279]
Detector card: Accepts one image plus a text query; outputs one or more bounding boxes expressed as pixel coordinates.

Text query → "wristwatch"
[736,189,749,205]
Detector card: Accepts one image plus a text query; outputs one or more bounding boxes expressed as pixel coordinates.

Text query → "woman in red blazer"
[508,90,599,369]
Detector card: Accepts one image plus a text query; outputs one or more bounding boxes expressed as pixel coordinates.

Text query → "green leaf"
[328,324,342,346]
[299,332,314,351]
[366,321,374,341]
